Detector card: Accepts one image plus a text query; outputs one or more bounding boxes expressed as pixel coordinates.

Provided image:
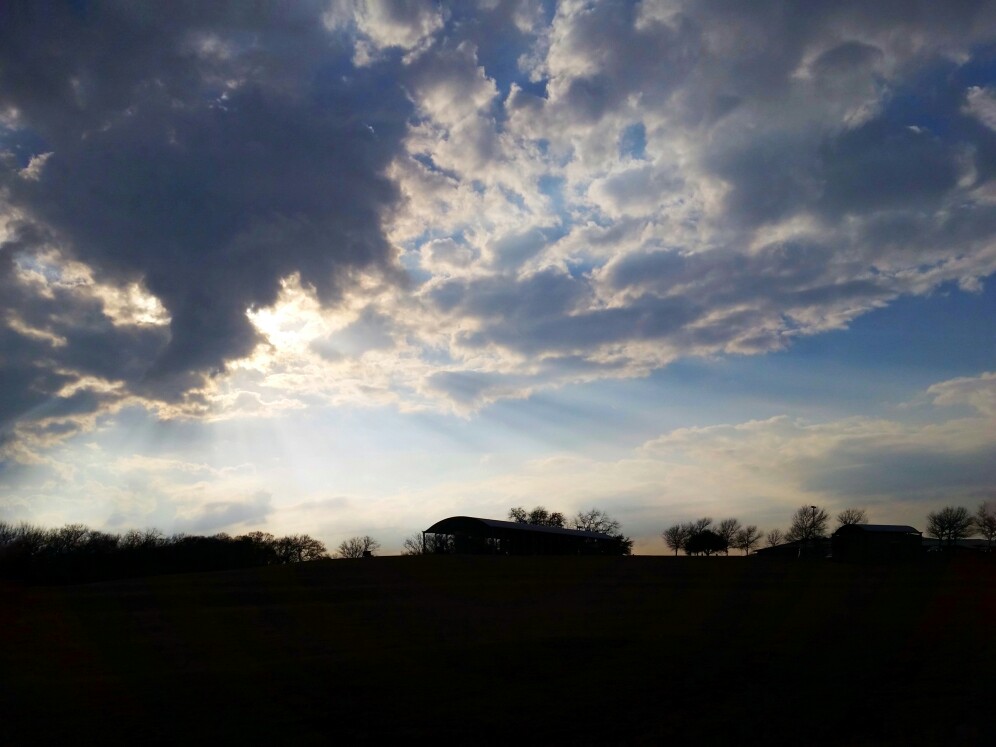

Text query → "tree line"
[0,521,329,584]
[661,502,996,556]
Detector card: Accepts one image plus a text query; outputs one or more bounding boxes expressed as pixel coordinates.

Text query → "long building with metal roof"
[423,516,628,555]
[831,523,922,562]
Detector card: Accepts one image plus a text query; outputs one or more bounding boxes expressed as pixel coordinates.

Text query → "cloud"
[927,371,996,415]
[326,0,447,63]
[639,375,996,509]
[0,2,412,450]
[1,0,995,456]
[173,490,273,534]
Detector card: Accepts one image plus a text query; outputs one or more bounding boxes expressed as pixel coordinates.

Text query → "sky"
[1,1,995,554]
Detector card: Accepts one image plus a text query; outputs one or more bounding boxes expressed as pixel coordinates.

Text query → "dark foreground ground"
[3,555,995,745]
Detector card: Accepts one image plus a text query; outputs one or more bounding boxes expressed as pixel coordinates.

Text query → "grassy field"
[3,555,994,745]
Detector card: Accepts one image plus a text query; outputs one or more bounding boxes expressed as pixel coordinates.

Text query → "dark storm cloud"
[0,220,167,444]
[0,1,412,424]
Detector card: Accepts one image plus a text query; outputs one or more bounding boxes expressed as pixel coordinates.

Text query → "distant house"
[831,524,922,563]
[422,516,626,556]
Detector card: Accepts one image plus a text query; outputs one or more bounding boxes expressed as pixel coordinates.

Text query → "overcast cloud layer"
[1,1,995,546]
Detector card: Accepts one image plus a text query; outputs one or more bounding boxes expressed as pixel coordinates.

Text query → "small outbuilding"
[831,524,922,562]
[422,516,626,556]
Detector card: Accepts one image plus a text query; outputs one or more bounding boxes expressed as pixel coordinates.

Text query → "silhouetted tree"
[662,523,691,556]
[611,534,635,556]
[508,506,566,528]
[975,502,996,551]
[684,529,727,556]
[572,508,621,535]
[47,523,91,553]
[786,505,830,543]
[336,535,379,559]
[716,518,741,555]
[570,508,633,554]
[277,534,328,563]
[836,508,868,527]
[401,533,454,555]
[734,525,764,555]
[766,529,785,547]
[120,528,166,551]
[0,520,331,582]
[926,506,974,549]
[237,531,280,565]
[691,517,713,533]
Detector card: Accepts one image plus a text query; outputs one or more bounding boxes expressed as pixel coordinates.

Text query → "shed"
[422,516,626,555]
[831,524,922,562]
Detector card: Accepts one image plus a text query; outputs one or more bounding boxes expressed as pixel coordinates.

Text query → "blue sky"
[1,1,995,553]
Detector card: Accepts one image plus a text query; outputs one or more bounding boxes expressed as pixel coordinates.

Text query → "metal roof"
[424,515,616,540]
[834,524,920,534]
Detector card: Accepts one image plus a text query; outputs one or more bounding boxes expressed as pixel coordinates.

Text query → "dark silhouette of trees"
[401,533,454,555]
[786,505,830,543]
[926,506,974,549]
[663,517,755,556]
[662,523,690,555]
[975,502,996,551]
[836,508,868,527]
[766,529,785,547]
[716,518,741,555]
[0,521,328,583]
[684,529,727,556]
[278,534,328,562]
[690,517,713,534]
[734,525,764,555]
[509,505,632,554]
[336,535,380,559]
[508,506,567,528]
[571,508,632,554]
[611,534,635,556]
[572,508,621,535]
[238,531,281,565]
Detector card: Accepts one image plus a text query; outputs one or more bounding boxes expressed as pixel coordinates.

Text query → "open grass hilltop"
[3,556,995,745]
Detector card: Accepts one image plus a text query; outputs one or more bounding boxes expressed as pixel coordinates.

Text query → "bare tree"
[716,518,741,556]
[120,528,165,550]
[662,523,690,556]
[926,506,974,549]
[734,526,764,555]
[766,529,785,547]
[572,508,621,535]
[48,523,91,554]
[277,534,328,562]
[401,533,453,555]
[786,505,830,542]
[336,535,380,559]
[836,508,868,527]
[691,517,713,533]
[975,502,996,551]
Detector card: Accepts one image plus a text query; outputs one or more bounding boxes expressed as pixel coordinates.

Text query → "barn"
[422,516,627,555]
[831,524,922,562]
